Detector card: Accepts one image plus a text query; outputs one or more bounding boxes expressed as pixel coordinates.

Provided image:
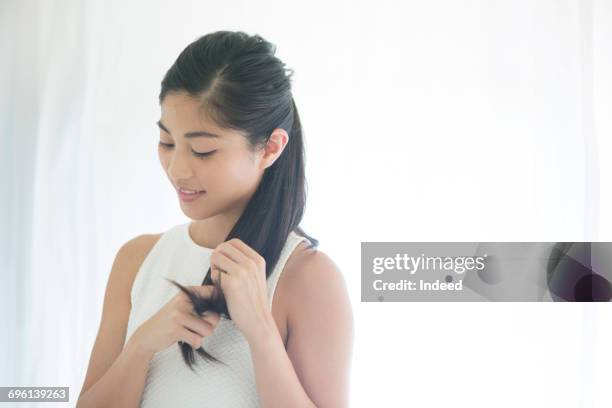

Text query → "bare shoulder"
[282,240,353,322]
[113,233,163,302]
[119,233,163,262]
[118,233,163,272]
[284,241,344,288]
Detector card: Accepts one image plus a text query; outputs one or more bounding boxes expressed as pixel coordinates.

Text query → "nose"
[166,149,194,181]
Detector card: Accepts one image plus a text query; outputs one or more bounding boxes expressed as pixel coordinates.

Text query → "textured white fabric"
[124,222,308,407]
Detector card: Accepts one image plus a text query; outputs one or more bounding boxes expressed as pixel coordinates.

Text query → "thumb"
[210,266,224,286]
[188,284,216,299]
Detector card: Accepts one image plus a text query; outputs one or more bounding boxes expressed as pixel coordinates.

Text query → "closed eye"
[158,142,216,158]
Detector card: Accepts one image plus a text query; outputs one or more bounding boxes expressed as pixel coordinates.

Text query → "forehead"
[160,92,242,140]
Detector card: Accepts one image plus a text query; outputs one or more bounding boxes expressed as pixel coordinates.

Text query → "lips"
[176,186,205,194]
[177,187,206,203]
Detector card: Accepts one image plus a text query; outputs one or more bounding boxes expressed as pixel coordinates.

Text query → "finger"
[180,312,215,337]
[188,284,216,299]
[201,311,221,327]
[211,265,239,291]
[227,239,265,267]
[173,291,192,306]
[210,251,238,277]
[217,242,253,270]
[179,328,204,350]
[210,266,221,285]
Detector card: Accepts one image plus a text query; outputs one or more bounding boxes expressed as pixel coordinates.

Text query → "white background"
[1,0,611,407]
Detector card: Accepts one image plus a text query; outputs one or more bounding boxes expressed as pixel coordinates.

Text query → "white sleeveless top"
[124,222,309,407]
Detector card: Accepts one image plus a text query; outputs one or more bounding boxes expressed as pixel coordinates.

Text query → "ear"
[259,128,289,170]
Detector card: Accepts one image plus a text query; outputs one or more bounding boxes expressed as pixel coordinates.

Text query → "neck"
[190,203,246,249]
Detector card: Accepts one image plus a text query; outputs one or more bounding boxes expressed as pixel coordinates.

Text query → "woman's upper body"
[79,30,354,407]
[78,222,354,407]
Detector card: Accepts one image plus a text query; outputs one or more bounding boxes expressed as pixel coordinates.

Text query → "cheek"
[214,154,259,188]
[158,150,169,169]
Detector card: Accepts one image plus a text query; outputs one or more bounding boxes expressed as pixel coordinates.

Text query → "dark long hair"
[158,31,318,370]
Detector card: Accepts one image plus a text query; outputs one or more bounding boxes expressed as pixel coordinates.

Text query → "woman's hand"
[209,239,275,343]
[131,286,221,355]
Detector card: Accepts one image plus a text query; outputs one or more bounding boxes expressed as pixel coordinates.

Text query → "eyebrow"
[156,120,221,139]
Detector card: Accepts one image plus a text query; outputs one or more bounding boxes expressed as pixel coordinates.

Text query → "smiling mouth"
[176,187,205,194]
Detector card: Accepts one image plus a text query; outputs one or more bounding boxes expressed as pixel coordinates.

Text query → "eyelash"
[158,142,216,158]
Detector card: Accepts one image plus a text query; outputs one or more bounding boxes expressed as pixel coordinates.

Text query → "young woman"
[77,31,354,407]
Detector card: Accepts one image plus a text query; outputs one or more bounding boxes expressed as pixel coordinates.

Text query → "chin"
[180,204,212,221]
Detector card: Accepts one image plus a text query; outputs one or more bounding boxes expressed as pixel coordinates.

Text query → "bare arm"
[76,234,160,408]
[248,248,355,407]
[77,337,154,408]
